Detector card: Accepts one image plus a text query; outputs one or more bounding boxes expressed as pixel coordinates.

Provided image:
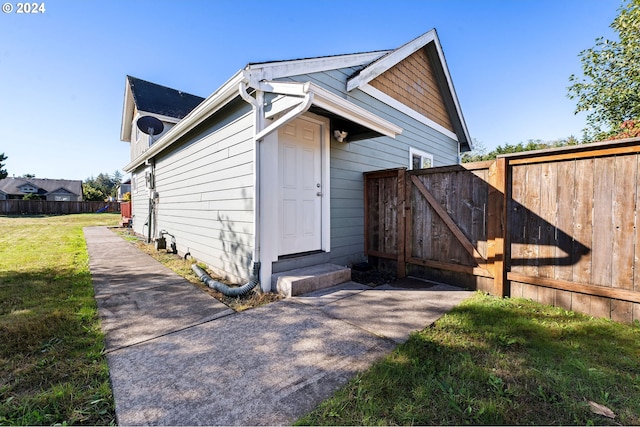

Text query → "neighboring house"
[0,177,83,201]
[116,179,131,201]
[120,29,472,293]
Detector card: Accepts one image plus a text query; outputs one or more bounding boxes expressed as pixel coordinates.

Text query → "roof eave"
[123,71,245,173]
[257,80,402,139]
[120,77,135,142]
[346,28,472,151]
[244,50,391,87]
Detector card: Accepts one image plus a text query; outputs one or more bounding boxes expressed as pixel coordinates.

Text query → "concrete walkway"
[84,226,474,426]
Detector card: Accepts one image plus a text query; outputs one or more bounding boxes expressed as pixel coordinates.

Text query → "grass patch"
[0,214,119,425]
[297,293,640,426]
[113,229,281,311]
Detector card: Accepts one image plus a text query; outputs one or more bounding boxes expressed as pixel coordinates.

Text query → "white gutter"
[254,92,314,141]
[123,71,245,173]
[256,80,402,138]
[236,79,402,295]
[308,83,402,137]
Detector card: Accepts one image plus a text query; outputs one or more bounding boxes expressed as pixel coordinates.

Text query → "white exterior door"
[278,117,322,256]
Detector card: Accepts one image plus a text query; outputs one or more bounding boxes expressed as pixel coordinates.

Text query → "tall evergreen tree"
[0,153,7,179]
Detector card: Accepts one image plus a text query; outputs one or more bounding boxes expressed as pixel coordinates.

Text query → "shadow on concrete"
[84,226,473,426]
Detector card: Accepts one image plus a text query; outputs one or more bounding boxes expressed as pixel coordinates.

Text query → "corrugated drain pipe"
[192,82,313,296]
[191,263,260,297]
[189,82,264,297]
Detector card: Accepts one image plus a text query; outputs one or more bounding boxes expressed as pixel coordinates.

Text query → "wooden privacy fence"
[364,138,640,322]
[0,200,120,215]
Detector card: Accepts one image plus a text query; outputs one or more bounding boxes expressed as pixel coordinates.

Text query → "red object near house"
[120,202,132,227]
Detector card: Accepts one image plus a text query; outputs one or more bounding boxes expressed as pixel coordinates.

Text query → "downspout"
[194,82,315,296]
[192,83,264,297]
[239,82,263,266]
[192,264,260,297]
[145,158,156,244]
[239,82,313,293]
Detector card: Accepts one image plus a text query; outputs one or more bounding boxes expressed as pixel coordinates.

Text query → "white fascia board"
[123,71,245,173]
[120,82,135,142]
[258,80,310,97]
[347,29,472,149]
[430,35,473,149]
[245,51,390,86]
[256,80,402,139]
[360,84,458,141]
[346,29,437,92]
[308,83,402,138]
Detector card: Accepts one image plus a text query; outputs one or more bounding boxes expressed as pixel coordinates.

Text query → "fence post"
[396,168,406,278]
[488,158,507,296]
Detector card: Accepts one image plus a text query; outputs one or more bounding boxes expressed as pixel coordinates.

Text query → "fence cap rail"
[498,137,640,164]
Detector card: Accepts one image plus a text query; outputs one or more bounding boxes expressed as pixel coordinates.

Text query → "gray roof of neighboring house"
[0,177,82,196]
[127,75,205,119]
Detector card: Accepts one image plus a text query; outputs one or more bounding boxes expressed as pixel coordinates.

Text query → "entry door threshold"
[272,250,330,273]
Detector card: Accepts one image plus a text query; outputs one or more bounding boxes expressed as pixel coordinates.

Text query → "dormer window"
[19,185,38,194]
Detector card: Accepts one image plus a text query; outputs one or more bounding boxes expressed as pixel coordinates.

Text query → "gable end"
[369,46,454,133]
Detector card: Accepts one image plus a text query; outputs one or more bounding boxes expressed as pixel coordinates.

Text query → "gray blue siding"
[136,99,255,281]
[280,68,459,266]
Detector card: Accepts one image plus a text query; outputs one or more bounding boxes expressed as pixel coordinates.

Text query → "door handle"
[317,192,323,196]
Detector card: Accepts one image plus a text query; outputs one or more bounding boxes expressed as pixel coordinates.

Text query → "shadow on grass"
[0,267,115,426]
[298,294,640,426]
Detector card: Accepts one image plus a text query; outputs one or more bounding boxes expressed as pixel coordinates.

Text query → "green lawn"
[0,214,119,425]
[3,214,640,426]
[297,293,640,426]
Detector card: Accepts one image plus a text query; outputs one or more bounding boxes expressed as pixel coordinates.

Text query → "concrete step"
[271,263,351,297]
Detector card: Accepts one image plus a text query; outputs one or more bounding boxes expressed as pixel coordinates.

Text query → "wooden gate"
[364,138,640,322]
[365,161,505,295]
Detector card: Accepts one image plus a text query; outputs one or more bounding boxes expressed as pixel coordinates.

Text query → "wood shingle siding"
[370,47,454,132]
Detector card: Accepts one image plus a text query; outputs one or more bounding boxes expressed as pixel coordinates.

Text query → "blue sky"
[0,0,620,181]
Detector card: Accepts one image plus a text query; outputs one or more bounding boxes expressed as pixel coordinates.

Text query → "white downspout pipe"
[238,83,263,279]
[239,81,315,292]
[254,90,264,266]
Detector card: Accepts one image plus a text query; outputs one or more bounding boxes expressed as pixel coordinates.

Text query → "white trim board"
[360,84,458,141]
[257,80,403,139]
[244,51,390,87]
[346,29,437,91]
[123,71,245,173]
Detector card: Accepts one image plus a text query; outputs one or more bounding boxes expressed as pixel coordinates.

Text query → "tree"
[22,193,41,200]
[82,182,105,201]
[22,173,35,178]
[83,171,123,201]
[568,0,640,141]
[0,153,7,179]
[461,137,579,163]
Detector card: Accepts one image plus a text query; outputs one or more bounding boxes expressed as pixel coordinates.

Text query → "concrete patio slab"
[83,226,475,426]
[291,281,371,307]
[107,301,396,425]
[318,283,474,343]
[96,281,234,351]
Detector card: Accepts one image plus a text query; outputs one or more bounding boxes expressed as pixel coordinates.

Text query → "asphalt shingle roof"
[127,76,205,120]
[0,177,82,196]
